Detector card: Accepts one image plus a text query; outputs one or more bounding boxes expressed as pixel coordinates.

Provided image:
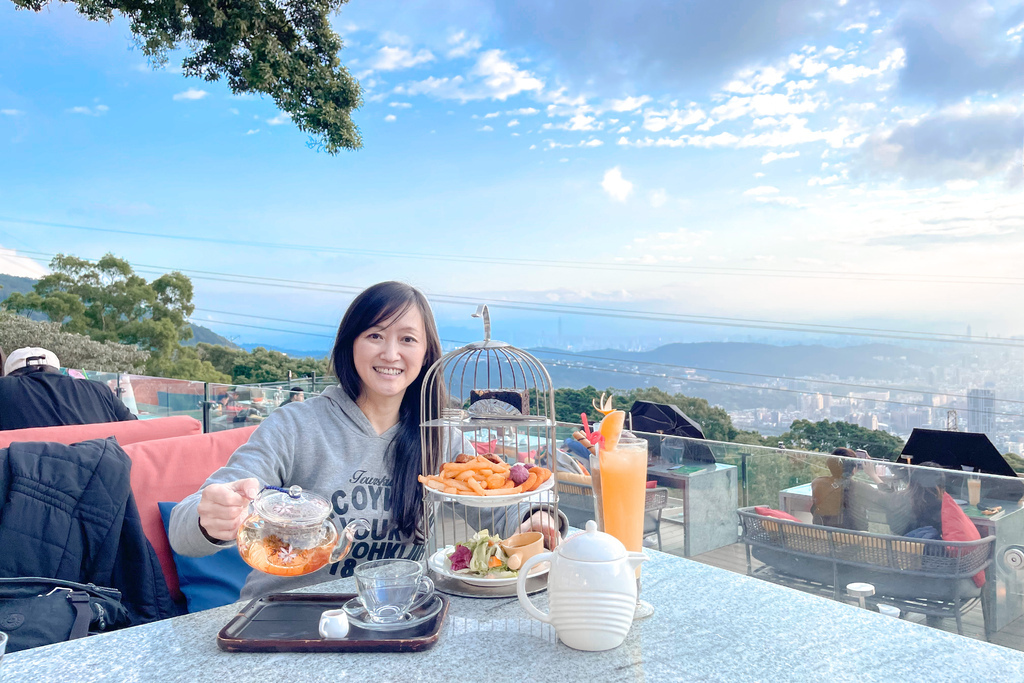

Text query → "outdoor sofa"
[737,506,996,638]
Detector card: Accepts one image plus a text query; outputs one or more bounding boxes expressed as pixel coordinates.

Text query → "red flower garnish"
[581,412,605,449]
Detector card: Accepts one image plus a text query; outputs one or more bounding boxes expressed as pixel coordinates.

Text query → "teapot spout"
[627,551,648,573]
[330,518,370,563]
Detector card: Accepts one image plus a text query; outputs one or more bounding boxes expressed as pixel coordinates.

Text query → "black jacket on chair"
[0,438,177,625]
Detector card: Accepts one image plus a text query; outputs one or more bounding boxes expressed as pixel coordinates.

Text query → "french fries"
[416,455,552,497]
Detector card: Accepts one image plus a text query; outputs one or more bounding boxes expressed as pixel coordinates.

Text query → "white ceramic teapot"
[516,520,647,651]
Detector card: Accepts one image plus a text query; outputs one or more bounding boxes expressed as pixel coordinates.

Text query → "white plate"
[424,475,554,508]
[428,547,549,587]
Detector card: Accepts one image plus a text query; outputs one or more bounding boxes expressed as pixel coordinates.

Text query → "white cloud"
[483,112,500,118]
[389,102,412,108]
[601,167,633,202]
[67,104,109,116]
[384,114,397,122]
[843,22,868,33]
[642,105,706,132]
[173,88,208,101]
[822,46,846,59]
[447,31,481,58]
[267,112,292,125]
[649,189,668,208]
[618,125,632,133]
[744,186,780,196]
[0,247,50,278]
[370,46,435,72]
[567,113,599,131]
[580,139,604,147]
[945,179,979,191]
[507,107,539,115]
[808,175,840,186]
[477,125,493,132]
[1,109,23,116]
[472,50,544,100]
[610,95,652,112]
[399,50,542,102]
[245,129,260,135]
[762,151,800,164]
[828,48,906,83]
[508,119,520,127]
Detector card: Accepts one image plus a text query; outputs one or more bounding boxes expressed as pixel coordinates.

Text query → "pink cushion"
[754,506,801,522]
[940,492,985,588]
[122,427,256,601]
[0,416,202,450]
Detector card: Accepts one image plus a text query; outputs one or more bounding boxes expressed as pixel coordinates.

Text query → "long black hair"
[330,282,442,537]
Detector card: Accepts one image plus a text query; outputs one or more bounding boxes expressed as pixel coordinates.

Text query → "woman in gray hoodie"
[169,281,561,600]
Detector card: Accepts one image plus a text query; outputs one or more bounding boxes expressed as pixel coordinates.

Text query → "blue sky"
[1,0,1022,352]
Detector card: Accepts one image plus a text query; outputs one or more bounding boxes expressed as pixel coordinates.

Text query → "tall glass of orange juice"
[590,435,653,619]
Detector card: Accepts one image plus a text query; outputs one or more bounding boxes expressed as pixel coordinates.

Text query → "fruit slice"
[599,410,626,451]
[592,392,615,416]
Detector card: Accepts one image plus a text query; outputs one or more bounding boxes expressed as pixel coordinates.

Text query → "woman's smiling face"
[352,304,427,405]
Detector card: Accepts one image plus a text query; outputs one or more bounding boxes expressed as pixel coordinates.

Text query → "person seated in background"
[280,386,304,405]
[0,345,6,377]
[0,347,137,430]
[811,448,869,530]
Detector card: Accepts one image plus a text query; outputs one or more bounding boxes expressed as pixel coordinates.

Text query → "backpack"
[0,577,131,653]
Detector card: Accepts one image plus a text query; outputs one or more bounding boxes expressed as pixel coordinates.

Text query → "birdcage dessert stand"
[419,306,559,599]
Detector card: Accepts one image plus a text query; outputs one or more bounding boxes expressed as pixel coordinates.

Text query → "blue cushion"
[158,502,251,613]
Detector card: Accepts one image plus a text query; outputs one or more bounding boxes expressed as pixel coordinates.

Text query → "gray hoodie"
[168,385,554,600]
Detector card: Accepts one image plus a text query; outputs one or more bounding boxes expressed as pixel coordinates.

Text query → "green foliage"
[774,419,906,461]
[548,385,738,442]
[0,310,150,372]
[1004,452,1024,475]
[1,253,229,381]
[12,0,361,153]
[196,343,329,384]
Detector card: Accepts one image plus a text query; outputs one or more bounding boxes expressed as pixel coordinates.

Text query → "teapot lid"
[254,485,331,526]
[558,520,628,562]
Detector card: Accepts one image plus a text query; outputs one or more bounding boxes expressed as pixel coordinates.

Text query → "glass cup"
[354,559,434,624]
[590,437,654,619]
[968,476,982,506]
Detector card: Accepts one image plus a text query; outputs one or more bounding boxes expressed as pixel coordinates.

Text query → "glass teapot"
[237,485,369,577]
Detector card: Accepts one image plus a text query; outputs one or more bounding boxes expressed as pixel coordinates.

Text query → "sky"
[0,0,1022,353]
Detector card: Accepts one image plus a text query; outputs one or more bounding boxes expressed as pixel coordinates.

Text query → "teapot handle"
[516,552,553,624]
[329,518,370,564]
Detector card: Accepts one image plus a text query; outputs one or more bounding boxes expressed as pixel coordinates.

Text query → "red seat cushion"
[754,506,801,522]
[940,492,985,588]
[122,427,256,601]
[0,415,201,449]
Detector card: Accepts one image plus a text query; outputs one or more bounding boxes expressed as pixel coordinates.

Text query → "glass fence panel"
[67,369,206,420]
[206,382,321,431]
[555,421,1024,649]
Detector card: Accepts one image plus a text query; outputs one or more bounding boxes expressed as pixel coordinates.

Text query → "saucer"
[341,595,443,632]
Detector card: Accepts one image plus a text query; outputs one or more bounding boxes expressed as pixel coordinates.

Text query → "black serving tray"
[217,593,449,653]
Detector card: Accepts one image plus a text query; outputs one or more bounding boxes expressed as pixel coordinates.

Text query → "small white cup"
[319,609,350,639]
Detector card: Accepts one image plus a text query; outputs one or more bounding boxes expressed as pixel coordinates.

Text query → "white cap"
[4,347,61,375]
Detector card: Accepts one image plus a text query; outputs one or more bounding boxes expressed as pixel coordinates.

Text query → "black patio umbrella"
[900,428,1023,503]
[629,401,705,438]
[629,401,715,464]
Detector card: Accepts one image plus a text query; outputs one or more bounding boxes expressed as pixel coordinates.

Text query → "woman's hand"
[519,510,561,550]
[197,478,260,541]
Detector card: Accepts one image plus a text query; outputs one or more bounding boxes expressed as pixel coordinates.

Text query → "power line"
[5,215,1024,286]
[190,315,1023,418]
[192,307,1024,407]
[17,250,1024,349]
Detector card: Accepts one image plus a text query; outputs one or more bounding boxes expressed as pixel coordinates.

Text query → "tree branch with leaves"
[11,0,362,153]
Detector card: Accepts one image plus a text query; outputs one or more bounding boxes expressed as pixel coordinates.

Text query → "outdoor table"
[645,460,738,556]
[4,550,1024,682]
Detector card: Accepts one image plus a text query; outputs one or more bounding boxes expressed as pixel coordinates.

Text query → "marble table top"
[4,550,1023,682]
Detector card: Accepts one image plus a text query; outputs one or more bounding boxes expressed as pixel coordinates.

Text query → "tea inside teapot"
[237,485,366,577]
